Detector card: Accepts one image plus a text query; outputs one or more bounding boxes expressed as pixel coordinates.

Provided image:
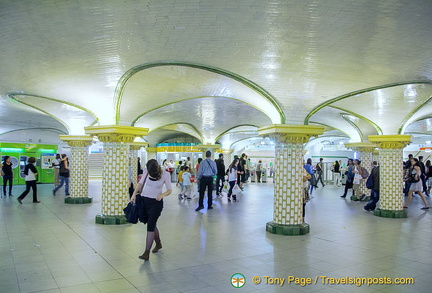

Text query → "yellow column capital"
[258,124,325,143]
[368,135,412,149]
[59,135,94,147]
[85,125,149,143]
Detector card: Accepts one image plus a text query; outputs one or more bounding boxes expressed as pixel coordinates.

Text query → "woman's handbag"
[124,174,148,224]
[124,202,139,224]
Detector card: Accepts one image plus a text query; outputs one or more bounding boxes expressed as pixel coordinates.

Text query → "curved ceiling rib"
[340,114,363,141]
[309,121,351,139]
[304,80,432,125]
[214,124,259,143]
[0,127,68,137]
[329,105,383,135]
[398,95,432,134]
[148,123,203,142]
[8,93,99,134]
[131,96,270,127]
[114,62,286,125]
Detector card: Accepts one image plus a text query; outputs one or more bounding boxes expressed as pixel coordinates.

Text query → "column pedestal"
[259,124,324,235]
[369,135,411,218]
[59,135,94,204]
[86,125,148,224]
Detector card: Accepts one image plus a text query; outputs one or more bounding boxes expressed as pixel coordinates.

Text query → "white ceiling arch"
[114,62,286,127]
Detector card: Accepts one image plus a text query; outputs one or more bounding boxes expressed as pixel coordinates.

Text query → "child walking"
[181,166,192,200]
[177,166,185,199]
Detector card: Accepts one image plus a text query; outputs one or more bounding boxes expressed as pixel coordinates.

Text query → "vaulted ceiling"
[1,0,431,149]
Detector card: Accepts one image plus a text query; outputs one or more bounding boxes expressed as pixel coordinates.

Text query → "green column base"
[266,222,310,235]
[374,208,407,218]
[64,197,92,204]
[95,214,127,225]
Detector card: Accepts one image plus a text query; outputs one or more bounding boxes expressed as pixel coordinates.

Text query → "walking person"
[226,158,239,202]
[341,159,354,198]
[426,160,432,196]
[130,159,172,261]
[52,154,61,187]
[332,160,341,187]
[316,158,325,187]
[215,154,225,197]
[404,158,429,210]
[302,166,312,222]
[352,159,364,201]
[181,166,192,200]
[195,151,217,211]
[403,154,413,197]
[1,156,14,198]
[418,156,429,197]
[53,154,70,196]
[17,157,39,204]
[304,158,316,195]
[256,160,263,183]
[364,161,380,211]
[176,166,185,199]
[195,158,202,191]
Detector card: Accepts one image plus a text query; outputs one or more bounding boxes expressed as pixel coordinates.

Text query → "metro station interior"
[1,1,431,292]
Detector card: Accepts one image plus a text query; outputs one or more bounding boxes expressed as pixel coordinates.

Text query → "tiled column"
[129,142,148,186]
[369,135,411,218]
[85,125,148,225]
[258,125,324,235]
[221,149,234,163]
[372,149,380,165]
[345,143,376,201]
[59,135,94,204]
[146,147,157,161]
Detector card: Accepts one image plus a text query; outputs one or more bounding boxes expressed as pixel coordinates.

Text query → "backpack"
[366,172,374,189]
[361,167,369,179]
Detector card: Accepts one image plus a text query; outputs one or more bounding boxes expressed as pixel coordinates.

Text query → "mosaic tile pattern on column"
[70,146,89,198]
[101,142,129,216]
[274,142,303,225]
[379,148,404,210]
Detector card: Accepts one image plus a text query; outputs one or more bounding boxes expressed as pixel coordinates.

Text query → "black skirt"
[142,196,163,232]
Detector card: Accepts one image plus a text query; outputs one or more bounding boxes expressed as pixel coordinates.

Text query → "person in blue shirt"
[341,159,354,198]
[196,151,217,211]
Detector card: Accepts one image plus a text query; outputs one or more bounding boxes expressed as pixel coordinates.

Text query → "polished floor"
[1,180,431,293]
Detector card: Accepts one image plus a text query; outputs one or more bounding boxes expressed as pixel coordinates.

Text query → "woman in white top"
[352,159,364,201]
[131,159,172,261]
[404,158,429,210]
[227,158,239,202]
[17,157,39,204]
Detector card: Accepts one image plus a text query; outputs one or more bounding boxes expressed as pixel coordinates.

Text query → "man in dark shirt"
[215,154,225,197]
[418,156,429,196]
[364,161,380,212]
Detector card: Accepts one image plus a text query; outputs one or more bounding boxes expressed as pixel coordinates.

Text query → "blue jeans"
[53,176,69,195]
[364,189,379,211]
